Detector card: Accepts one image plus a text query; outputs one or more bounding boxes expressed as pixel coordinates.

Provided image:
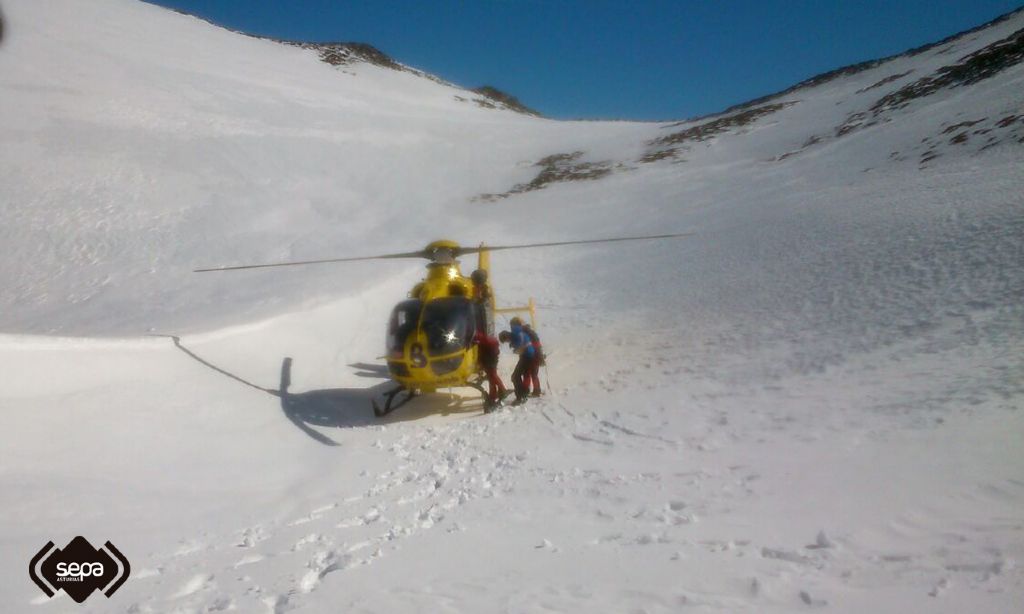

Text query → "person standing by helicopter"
[501,317,537,404]
[523,322,544,396]
[470,269,494,335]
[472,329,507,410]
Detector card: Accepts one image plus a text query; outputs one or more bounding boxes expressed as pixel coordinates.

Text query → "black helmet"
[470,269,488,285]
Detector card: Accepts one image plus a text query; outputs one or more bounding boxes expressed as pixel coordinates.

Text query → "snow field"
[1,1,1023,612]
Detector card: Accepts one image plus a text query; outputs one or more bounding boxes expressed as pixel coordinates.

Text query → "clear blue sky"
[146,0,1022,121]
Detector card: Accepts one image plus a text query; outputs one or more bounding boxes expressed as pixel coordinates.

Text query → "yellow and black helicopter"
[196,233,689,416]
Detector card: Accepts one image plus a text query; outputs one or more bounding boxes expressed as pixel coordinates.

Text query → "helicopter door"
[387,299,422,358]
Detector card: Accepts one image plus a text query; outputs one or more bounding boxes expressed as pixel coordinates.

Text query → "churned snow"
[1,1,1022,612]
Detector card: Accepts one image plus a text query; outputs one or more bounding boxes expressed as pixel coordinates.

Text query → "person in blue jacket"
[499,317,536,404]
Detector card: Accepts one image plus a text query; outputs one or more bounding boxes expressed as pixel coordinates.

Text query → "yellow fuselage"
[386,259,482,393]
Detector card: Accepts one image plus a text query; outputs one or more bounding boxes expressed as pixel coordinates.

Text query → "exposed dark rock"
[471,86,541,116]
[773,133,830,162]
[643,102,797,162]
[148,2,539,114]
[708,60,887,119]
[996,113,1022,127]
[639,149,681,164]
[704,6,1022,119]
[291,41,403,70]
[942,118,986,133]
[889,112,1022,168]
[836,111,873,137]
[802,135,822,148]
[872,27,1024,115]
[904,9,1022,57]
[516,152,614,190]
[835,26,1024,141]
[476,152,618,201]
[155,4,410,72]
[856,71,914,94]
[658,102,796,144]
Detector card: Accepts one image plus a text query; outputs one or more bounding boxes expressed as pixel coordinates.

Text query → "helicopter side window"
[421,297,475,356]
[387,299,422,355]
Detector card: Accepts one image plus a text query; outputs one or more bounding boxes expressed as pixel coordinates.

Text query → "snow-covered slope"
[0,0,654,335]
[1,1,1022,612]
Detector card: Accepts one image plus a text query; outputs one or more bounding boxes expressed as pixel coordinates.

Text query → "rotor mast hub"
[423,240,462,264]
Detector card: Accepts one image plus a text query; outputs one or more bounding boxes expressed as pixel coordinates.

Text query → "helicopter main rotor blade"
[194,232,694,272]
[456,232,694,256]
[193,249,427,273]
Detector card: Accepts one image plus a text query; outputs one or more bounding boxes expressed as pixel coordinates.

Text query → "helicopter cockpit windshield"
[387,299,422,357]
[421,297,475,356]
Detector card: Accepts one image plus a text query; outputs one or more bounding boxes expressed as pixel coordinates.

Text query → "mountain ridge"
[149,1,1024,123]
[0,0,1021,335]
[150,1,542,117]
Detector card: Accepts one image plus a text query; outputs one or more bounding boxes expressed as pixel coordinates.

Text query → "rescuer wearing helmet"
[504,317,536,404]
[470,268,494,335]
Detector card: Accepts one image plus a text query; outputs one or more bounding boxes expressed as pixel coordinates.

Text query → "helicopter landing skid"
[372,385,415,417]
[467,377,498,413]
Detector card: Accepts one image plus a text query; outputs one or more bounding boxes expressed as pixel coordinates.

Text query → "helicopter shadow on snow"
[164,336,483,446]
[278,358,483,445]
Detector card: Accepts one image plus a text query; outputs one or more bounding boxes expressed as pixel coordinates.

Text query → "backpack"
[524,326,540,345]
[524,326,545,365]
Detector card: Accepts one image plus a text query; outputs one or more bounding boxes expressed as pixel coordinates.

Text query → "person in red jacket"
[472,329,507,410]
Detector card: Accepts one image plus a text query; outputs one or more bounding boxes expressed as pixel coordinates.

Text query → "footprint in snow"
[336,516,363,528]
[236,526,266,548]
[749,576,761,596]
[929,577,950,597]
[234,554,265,568]
[805,530,835,549]
[204,595,233,611]
[311,502,338,515]
[799,590,827,607]
[133,566,164,579]
[172,539,207,557]
[536,538,559,552]
[173,573,215,598]
[762,547,816,566]
[636,533,671,545]
[263,594,289,614]
[292,533,323,551]
[299,550,352,593]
